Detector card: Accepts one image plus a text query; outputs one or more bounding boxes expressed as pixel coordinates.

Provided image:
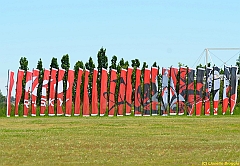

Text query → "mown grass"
[0,116,240,166]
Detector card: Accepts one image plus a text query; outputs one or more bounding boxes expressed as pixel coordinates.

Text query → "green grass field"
[1,116,240,166]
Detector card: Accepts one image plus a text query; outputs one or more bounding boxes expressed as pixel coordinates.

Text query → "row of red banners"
[6,66,238,117]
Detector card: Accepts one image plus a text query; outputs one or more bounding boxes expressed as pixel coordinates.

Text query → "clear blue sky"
[1,0,240,95]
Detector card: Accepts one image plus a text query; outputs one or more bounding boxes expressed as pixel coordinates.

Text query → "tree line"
[17,47,160,108]
[2,48,240,107]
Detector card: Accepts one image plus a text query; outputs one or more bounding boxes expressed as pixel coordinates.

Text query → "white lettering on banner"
[41,98,47,107]
[32,101,36,107]
[24,99,30,108]
[49,98,55,106]
[57,98,63,106]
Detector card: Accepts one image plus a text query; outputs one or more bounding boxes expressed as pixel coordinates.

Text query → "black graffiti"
[103,76,158,113]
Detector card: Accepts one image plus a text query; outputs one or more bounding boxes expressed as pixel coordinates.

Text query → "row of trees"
[18,48,160,107]
[4,48,240,107]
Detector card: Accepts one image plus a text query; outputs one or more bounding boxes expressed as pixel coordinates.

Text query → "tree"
[49,57,59,105]
[50,57,59,69]
[141,62,148,101]
[73,61,84,103]
[0,90,5,103]
[131,59,141,101]
[19,57,29,103]
[97,48,108,101]
[36,58,44,105]
[152,61,157,67]
[85,57,95,103]
[61,54,70,106]
[19,57,29,71]
[109,55,117,71]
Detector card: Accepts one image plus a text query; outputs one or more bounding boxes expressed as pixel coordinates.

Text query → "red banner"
[222,66,231,115]
[204,67,213,115]
[195,68,205,116]
[31,69,39,116]
[56,69,65,116]
[100,68,108,116]
[108,69,117,116]
[143,68,151,116]
[178,67,187,115]
[65,69,74,116]
[169,67,178,115]
[230,66,238,115]
[83,70,90,116]
[91,69,98,116]
[161,68,169,116]
[118,69,127,116]
[134,68,142,116]
[125,67,133,115]
[14,69,24,116]
[23,70,32,117]
[187,68,195,116]
[40,69,50,116]
[48,68,57,116]
[74,69,83,116]
[6,70,14,117]
[151,67,159,115]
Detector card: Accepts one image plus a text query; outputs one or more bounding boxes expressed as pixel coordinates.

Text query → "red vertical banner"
[65,69,74,116]
[125,67,133,115]
[222,66,231,115]
[48,68,57,116]
[23,70,32,117]
[178,67,187,115]
[74,69,83,116]
[14,69,24,117]
[213,66,220,115]
[151,67,159,115]
[91,69,98,116]
[100,68,108,116]
[56,69,65,116]
[230,66,238,115]
[169,67,178,115]
[117,69,127,116]
[108,69,117,116]
[195,68,205,116]
[31,69,39,116]
[204,67,213,116]
[186,68,195,116]
[161,68,169,116]
[6,70,14,117]
[143,68,151,116]
[134,68,142,116]
[40,69,50,116]
[83,70,90,116]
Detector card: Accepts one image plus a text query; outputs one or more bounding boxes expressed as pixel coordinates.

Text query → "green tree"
[61,54,70,106]
[0,90,6,103]
[19,57,29,103]
[97,48,108,101]
[73,61,84,103]
[141,62,148,101]
[109,55,117,71]
[49,57,59,105]
[50,57,59,69]
[152,61,157,67]
[131,59,141,101]
[85,57,95,103]
[36,58,44,105]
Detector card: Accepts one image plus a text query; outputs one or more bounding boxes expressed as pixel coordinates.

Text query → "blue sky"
[1,0,240,95]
